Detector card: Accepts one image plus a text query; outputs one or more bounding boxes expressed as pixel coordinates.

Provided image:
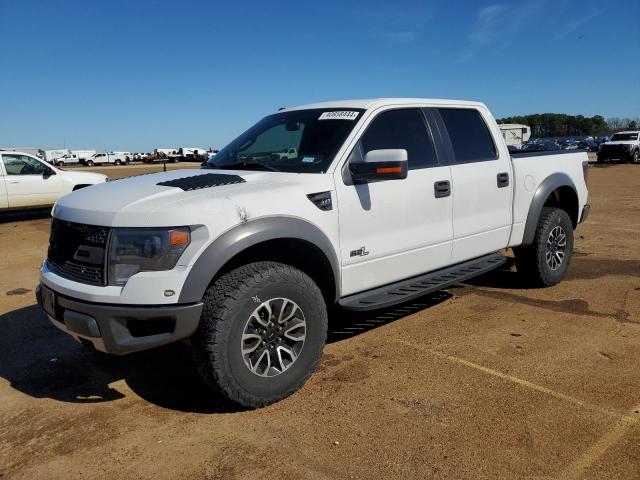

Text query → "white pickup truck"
[597,131,640,164]
[36,98,589,408]
[83,152,129,166]
[0,151,107,210]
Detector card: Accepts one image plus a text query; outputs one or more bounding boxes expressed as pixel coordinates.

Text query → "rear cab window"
[438,108,498,163]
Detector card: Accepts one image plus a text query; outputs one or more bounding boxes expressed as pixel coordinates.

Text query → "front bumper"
[597,148,632,160]
[36,283,203,355]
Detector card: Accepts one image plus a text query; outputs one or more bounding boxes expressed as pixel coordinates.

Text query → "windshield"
[206,108,364,173]
[611,133,639,141]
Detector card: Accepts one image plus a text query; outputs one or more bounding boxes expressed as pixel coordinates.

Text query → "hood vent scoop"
[157,173,245,191]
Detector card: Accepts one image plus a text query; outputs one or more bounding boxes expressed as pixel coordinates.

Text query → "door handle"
[8,180,20,184]
[434,180,451,198]
[497,172,509,188]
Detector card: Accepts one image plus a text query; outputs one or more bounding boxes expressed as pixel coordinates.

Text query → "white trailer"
[178,147,208,160]
[499,124,531,148]
[40,149,71,163]
[71,150,97,161]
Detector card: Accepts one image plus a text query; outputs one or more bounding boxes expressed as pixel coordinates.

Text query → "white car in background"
[0,151,107,210]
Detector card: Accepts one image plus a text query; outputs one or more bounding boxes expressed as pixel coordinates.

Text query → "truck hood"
[53,168,334,227]
[59,170,108,184]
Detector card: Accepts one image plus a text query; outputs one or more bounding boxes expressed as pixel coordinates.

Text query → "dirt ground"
[0,162,639,480]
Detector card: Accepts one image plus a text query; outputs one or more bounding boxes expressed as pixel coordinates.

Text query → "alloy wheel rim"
[241,297,306,377]
[546,225,567,271]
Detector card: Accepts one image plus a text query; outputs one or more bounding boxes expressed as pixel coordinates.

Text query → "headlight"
[108,227,190,286]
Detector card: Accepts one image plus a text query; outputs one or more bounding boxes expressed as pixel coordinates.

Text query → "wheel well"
[72,184,91,191]
[544,186,579,227]
[214,238,337,304]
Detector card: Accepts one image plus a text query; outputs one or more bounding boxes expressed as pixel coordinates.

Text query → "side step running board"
[339,252,506,311]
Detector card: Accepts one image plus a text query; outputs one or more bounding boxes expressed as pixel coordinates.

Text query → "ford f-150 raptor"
[36,98,590,408]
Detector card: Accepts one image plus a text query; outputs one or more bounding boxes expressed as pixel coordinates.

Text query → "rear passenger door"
[435,107,513,263]
[335,108,453,296]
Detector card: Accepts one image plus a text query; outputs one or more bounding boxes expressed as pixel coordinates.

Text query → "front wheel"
[86,160,94,166]
[514,207,574,287]
[633,150,640,164]
[192,262,328,408]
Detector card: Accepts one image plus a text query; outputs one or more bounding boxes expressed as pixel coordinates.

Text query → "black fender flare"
[178,217,341,303]
[521,173,578,246]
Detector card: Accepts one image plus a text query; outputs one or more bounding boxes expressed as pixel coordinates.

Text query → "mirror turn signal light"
[376,166,403,174]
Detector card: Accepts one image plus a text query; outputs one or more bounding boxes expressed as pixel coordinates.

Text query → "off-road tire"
[192,261,328,408]
[514,207,574,287]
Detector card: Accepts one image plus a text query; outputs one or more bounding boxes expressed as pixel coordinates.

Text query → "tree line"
[496,113,639,138]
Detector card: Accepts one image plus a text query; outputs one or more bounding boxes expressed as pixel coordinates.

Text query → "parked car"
[522,140,561,152]
[577,139,599,152]
[113,151,132,161]
[37,98,589,408]
[597,131,640,163]
[70,150,97,162]
[0,151,107,210]
[53,154,80,166]
[82,152,129,166]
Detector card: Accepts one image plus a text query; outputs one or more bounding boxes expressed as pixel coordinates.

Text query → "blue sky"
[1,0,639,151]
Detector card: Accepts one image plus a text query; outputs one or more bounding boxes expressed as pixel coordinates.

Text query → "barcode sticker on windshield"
[318,111,359,121]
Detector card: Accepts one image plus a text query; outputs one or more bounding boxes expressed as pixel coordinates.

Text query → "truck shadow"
[0,208,51,224]
[0,292,452,414]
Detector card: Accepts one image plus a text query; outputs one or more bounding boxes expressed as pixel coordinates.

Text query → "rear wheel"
[515,207,574,287]
[192,261,327,408]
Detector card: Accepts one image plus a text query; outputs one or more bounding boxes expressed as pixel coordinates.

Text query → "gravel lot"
[0,162,639,479]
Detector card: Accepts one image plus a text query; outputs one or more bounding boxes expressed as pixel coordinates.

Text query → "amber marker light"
[169,229,190,246]
[376,166,402,174]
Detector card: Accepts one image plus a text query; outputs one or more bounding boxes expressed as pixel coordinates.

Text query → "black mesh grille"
[48,219,111,286]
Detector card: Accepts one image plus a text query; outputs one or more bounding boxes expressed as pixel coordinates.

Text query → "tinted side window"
[439,108,497,163]
[3,155,48,175]
[360,109,437,169]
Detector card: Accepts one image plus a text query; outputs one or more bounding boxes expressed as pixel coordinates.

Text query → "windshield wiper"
[210,160,281,172]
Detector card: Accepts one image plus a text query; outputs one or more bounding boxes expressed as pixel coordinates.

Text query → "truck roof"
[283,98,486,112]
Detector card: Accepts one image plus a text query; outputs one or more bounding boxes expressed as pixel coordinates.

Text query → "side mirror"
[44,167,56,176]
[349,149,408,183]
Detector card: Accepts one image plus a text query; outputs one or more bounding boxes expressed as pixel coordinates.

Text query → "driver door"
[1,154,62,208]
[334,108,454,296]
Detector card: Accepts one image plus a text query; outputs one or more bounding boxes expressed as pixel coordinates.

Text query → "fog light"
[164,290,175,297]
